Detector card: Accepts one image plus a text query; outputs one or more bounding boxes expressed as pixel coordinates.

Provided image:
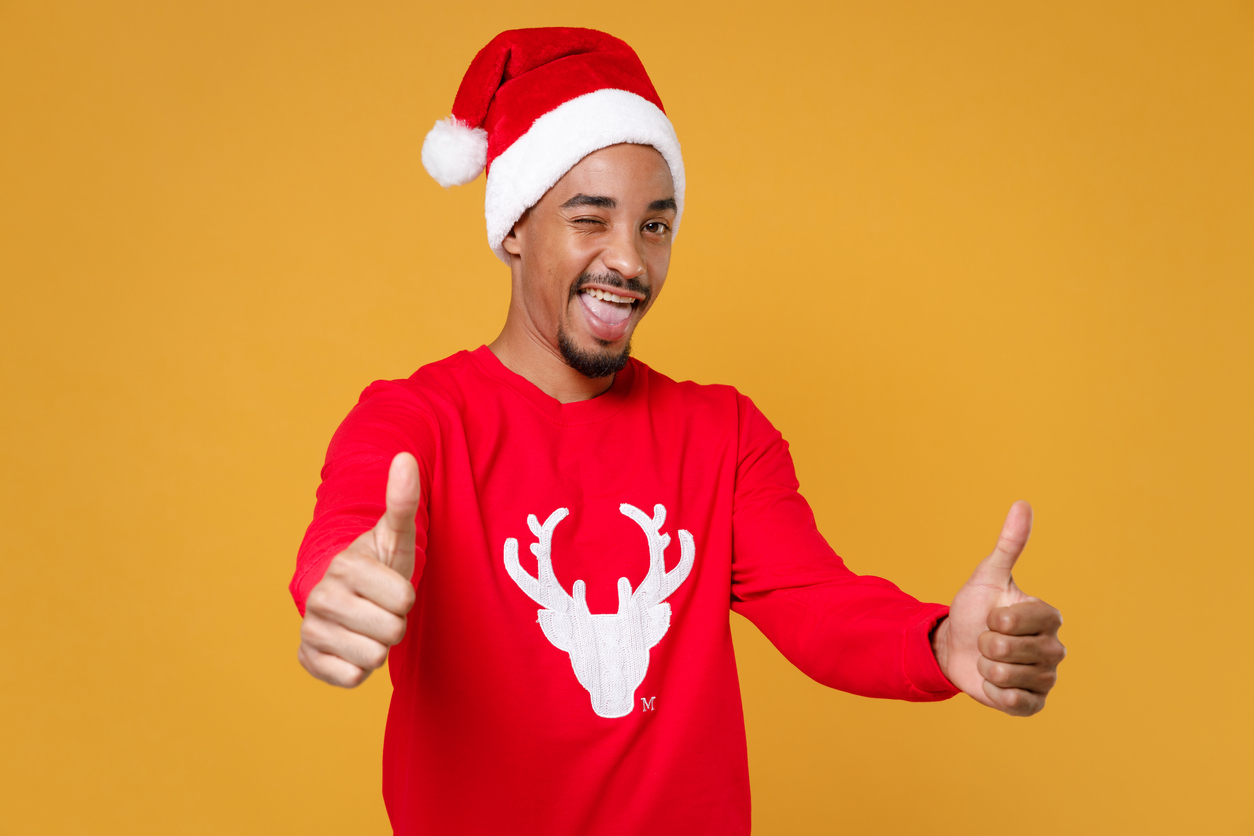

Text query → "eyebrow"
[560,194,616,209]
[558,194,678,212]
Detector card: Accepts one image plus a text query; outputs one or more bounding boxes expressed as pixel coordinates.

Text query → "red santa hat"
[421,28,685,263]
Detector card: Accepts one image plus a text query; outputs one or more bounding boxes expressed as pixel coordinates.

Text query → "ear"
[502,228,521,256]
[502,209,529,257]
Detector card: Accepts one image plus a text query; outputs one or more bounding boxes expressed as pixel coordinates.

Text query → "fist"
[297,453,421,688]
[934,501,1066,716]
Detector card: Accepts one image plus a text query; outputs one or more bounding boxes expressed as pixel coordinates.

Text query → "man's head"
[420,28,685,382]
[502,143,676,377]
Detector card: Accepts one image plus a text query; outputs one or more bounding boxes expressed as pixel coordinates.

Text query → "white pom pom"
[421,116,488,187]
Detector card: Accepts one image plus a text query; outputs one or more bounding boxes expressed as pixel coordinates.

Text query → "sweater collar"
[468,345,639,425]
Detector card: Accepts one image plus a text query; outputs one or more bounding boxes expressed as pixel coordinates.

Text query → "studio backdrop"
[1,2,1251,833]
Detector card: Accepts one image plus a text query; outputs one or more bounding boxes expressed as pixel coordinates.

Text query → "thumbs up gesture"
[932,501,1066,716]
[298,453,421,688]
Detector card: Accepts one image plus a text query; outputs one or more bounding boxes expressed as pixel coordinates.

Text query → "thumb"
[375,452,421,576]
[968,500,1032,588]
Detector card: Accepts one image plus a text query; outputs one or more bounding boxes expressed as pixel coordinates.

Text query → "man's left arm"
[730,396,958,702]
[729,395,1064,712]
[930,500,1066,716]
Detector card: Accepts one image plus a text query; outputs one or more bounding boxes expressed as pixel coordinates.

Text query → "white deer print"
[503,503,695,718]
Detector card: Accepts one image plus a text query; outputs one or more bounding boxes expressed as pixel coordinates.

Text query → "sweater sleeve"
[728,395,959,701]
[289,380,437,616]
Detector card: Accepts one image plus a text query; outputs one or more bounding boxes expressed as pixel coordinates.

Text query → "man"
[290,27,1064,835]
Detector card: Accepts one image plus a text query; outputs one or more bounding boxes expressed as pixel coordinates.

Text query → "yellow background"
[2,1,1251,833]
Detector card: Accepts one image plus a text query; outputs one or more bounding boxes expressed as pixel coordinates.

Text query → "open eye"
[643,220,671,235]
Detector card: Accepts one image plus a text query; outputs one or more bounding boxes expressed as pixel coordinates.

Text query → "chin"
[558,328,632,379]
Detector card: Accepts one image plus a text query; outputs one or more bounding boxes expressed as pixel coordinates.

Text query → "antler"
[620,503,695,607]
[504,508,572,612]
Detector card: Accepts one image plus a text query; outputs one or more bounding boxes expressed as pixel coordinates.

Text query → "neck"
[488,325,616,404]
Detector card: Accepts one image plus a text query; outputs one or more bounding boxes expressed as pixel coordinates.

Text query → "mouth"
[571,277,649,343]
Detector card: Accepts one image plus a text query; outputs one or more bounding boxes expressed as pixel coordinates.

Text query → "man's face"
[503,144,677,378]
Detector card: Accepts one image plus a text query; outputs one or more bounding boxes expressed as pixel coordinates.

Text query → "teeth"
[583,288,635,304]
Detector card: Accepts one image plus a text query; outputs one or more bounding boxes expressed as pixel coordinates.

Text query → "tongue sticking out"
[582,292,633,326]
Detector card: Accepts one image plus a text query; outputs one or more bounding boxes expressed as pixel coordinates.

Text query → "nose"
[601,224,646,281]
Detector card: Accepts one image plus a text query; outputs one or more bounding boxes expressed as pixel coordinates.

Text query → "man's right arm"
[291,380,438,687]
[297,452,420,687]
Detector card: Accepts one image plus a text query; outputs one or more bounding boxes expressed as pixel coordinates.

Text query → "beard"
[556,270,650,379]
[558,326,632,379]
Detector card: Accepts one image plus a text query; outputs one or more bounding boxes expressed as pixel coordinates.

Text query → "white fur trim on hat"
[484,89,685,263]
[422,117,489,188]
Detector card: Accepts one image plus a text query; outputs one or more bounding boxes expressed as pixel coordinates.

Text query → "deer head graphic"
[503,503,695,718]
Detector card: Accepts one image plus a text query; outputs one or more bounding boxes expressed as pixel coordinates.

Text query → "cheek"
[647,249,671,292]
[522,267,575,328]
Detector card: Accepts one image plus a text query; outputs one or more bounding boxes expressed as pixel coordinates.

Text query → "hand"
[932,501,1065,716]
[297,452,421,687]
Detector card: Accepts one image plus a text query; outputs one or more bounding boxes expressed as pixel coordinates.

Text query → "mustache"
[570,272,652,305]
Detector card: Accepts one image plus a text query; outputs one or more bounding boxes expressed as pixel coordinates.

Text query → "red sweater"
[291,347,958,835]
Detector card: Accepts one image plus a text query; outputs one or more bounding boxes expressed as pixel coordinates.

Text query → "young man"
[290,28,1064,835]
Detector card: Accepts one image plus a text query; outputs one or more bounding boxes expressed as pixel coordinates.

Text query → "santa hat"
[421,28,685,263]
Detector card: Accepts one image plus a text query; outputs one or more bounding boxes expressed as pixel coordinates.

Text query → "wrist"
[930,615,949,672]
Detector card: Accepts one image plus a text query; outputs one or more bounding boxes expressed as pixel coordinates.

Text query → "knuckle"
[339,667,369,688]
[366,643,390,670]
[329,549,368,578]
[308,589,345,621]
[382,617,408,646]
[300,613,333,644]
[297,643,313,673]
[298,641,369,689]
[1002,689,1043,717]
[1022,696,1046,716]
[988,663,1012,687]
[325,555,352,579]
[305,585,330,613]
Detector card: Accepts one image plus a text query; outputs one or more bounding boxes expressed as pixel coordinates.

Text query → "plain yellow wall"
[2,1,1251,833]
